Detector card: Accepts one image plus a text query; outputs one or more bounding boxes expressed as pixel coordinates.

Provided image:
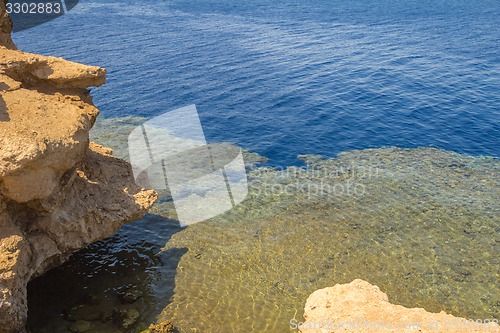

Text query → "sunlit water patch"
[156,147,499,332]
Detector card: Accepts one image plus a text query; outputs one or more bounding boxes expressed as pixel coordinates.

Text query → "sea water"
[13,0,499,332]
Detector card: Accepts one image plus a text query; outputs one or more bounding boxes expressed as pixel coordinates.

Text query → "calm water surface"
[13,0,499,332]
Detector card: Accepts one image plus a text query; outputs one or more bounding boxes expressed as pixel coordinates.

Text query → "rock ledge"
[0,2,157,332]
[300,279,499,333]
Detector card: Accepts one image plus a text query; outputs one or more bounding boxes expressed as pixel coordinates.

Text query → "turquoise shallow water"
[11,0,499,331]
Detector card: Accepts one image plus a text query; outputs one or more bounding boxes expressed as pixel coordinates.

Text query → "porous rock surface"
[301,279,499,333]
[0,0,14,50]
[0,3,157,332]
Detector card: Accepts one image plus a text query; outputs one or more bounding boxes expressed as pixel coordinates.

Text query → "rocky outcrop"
[0,7,156,333]
[0,0,15,50]
[300,279,499,333]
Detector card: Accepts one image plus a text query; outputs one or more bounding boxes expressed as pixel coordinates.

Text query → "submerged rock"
[81,293,102,306]
[113,307,140,330]
[300,279,499,333]
[65,304,103,322]
[67,320,92,333]
[142,321,175,333]
[118,287,143,304]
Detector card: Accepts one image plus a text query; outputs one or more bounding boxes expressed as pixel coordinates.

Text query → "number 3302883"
[6,2,62,14]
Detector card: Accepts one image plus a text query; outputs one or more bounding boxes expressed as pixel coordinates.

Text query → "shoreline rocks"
[0,0,14,50]
[0,2,157,332]
[300,279,499,333]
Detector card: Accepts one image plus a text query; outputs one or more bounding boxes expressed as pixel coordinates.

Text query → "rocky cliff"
[301,279,499,333]
[0,0,14,50]
[0,3,157,332]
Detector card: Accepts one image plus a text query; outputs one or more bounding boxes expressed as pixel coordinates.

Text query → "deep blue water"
[13,0,500,166]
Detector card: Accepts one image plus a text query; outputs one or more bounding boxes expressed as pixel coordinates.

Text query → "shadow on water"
[26,214,187,333]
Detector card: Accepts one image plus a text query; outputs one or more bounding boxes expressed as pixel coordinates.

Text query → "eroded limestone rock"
[0,0,14,50]
[301,279,499,333]
[0,5,157,332]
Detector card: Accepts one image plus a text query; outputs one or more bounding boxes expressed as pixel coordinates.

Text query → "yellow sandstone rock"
[301,279,499,333]
[0,2,157,332]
